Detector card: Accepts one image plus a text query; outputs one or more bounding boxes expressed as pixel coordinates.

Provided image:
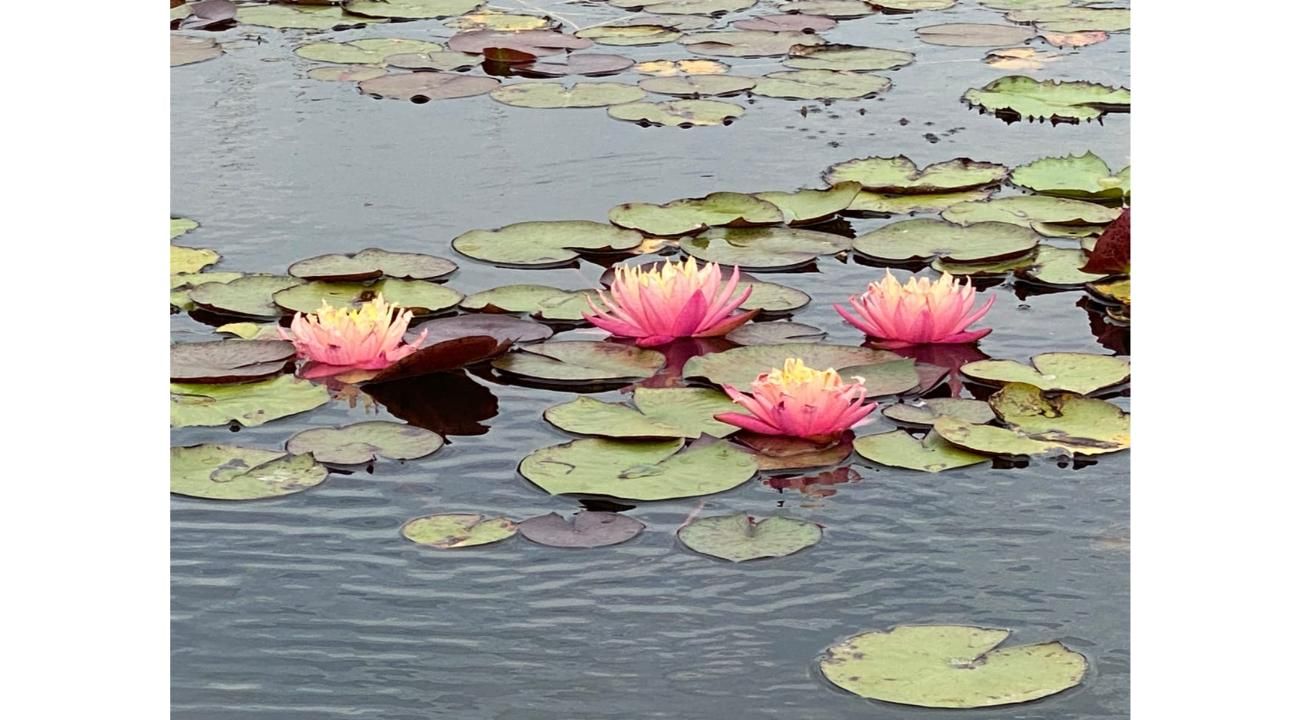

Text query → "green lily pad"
[680,30,825,57]
[883,398,995,426]
[1006,6,1130,32]
[171,339,295,384]
[400,513,517,549]
[237,4,380,30]
[453,220,644,268]
[638,75,757,97]
[677,514,821,562]
[288,248,457,282]
[987,383,1130,454]
[853,430,987,472]
[544,387,739,439]
[492,341,665,385]
[171,445,329,501]
[681,226,851,270]
[286,421,444,465]
[172,246,219,274]
[962,352,1129,394]
[576,24,682,46]
[942,196,1121,228]
[933,416,1068,457]
[752,70,890,100]
[307,65,390,82]
[979,0,1070,9]
[448,28,593,56]
[519,438,757,501]
[172,35,223,67]
[170,272,244,312]
[1017,246,1107,287]
[215,322,284,341]
[171,375,332,428]
[783,44,914,71]
[445,10,558,31]
[189,274,302,319]
[461,284,576,314]
[840,358,921,397]
[819,625,1088,708]
[1011,152,1130,203]
[489,82,647,108]
[963,75,1131,123]
[608,99,746,127]
[608,0,757,15]
[726,321,825,345]
[359,72,500,102]
[517,54,636,78]
[845,188,996,216]
[740,279,812,314]
[383,50,480,71]
[824,156,1009,194]
[917,23,1036,47]
[873,0,955,10]
[610,193,783,236]
[931,252,1037,277]
[295,38,444,65]
[344,0,482,20]
[853,218,1040,264]
[781,1,876,18]
[634,58,731,76]
[272,279,462,316]
[1034,222,1106,238]
[171,217,199,239]
[683,343,900,387]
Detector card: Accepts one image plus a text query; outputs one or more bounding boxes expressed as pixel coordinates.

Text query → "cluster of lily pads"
[171,0,1130,126]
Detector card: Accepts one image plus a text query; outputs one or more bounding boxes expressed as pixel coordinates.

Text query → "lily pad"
[237,4,379,30]
[461,284,581,314]
[819,625,1088,708]
[171,217,199,240]
[492,341,665,385]
[519,438,757,501]
[214,322,283,341]
[518,54,636,77]
[445,10,558,31]
[359,72,500,102]
[172,35,223,67]
[610,193,783,236]
[984,46,1064,71]
[726,321,825,345]
[987,383,1129,454]
[683,342,900,387]
[917,23,1036,47]
[172,245,219,275]
[883,398,995,426]
[735,14,838,32]
[171,339,295,384]
[840,358,921,397]
[781,1,876,19]
[942,195,1121,228]
[979,0,1069,8]
[447,29,593,56]
[733,432,856,470]
[872,0,954,9]
[752,70,890,100]
[412,314,552,344]
[170,272,243,312]
[824,156,1008,194]
[190,274,301,319]
[846,188,996,216]
[544,387,739,439]
[853,218,1040,264]
[1087,278,1130,306]
[272,279,462,316]
[576,25,682,46]
[682,226,850,270]
[1011,152,1130,203]
[1035,222,1106,239]
[171,445,328,501]
[383,51,480,72]
[963,75,1131,123]
[295,38,444,65]
[1017,246,1106,287]
[490,82,647,108]
[344,0,482,20]
[364,335,512,384]
[286,421,444,465]
[608,0,757,15]
[608,99,745,127]
[517,511,646,548]
[737,279,812,314]
[638,75,757,97]
[1040,30,1109,48]
[171,375,331,428]
[1006,6,1131,32]
[852,430,987,472]
[931,252,1037,277]
[634,59,730,76]
[680,30,824,57]
[453,220,644,267]
[783,44,914,71]
[678,514,821,561]
[288,248,457,282]
[307,65,389,82]
[400,513,517,549]
[962,352,1129,394]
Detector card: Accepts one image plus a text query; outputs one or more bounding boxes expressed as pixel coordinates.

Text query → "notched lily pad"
[171,339,295,384]
[961,352,1129,394]
[517,511,646,548]
[286,421,444,465]
[680,30,825,57]
[171,445,328,501]
[985,383,1130,455]
[735,14,838,33]
[576,24,682,46]
[172,245,219,274]
[1005,6,1131,32]
[784,44,914,71]
[781,0,876,19]
[683,343,900,388]
[189,274,301,320]
[846,188,996,216]
[942,195,1121,227]
[401,513,517,549]
[519,438,758,501]
[490,82,647,108]
[445,10,558,32]
[1017,246,1106,287]
[634,59,730,76]
[608,99,745,127]
[677,514,821,562]
[825,156,1008,194]
[237,4,381,30]
[853,430,987,472]
[883,398,995,426]
[518,54,636,77]
[447,29,593,56]
[917,23,1036,47]
[273,279,462,316]
[852,218,1039,264]
[610,193,783,236]
[492,341,666,386]
[295,38,444,65]
[412,314,552,345]
[171,375,332,428]
[288,248,457,282]
[453,220,644,267]
[544,387,739,439]
[681,226,851,270]
[1011,152,1130,203]
[359,72,500,102]
[638,75,757,97]
[752,70,890,100]
[963,75,1131,123]
[726,321,825,345]
[344,0,483,20]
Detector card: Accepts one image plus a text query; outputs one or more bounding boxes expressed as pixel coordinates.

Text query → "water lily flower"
[834,271,994,348]
[715,358,877,442]
[584,258,758,347]
[279,294,427,379]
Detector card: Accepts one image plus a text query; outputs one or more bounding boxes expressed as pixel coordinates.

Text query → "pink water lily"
[584,258,758,347]
[715,358,878,442]
[834,271,994,348]
[279,294,428,379]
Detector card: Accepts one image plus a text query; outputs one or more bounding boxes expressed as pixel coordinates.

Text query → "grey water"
[171,2,1130,718]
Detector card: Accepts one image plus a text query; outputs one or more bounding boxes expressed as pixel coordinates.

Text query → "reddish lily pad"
[735,14,837,32]
[732,432,856,471]
[1080,208,1130,275]
[365,371,499,436]
[410,314,553,345]
[308,65,389,82]
[518,54,636,77]
[359,72,500,102]
[364,336,512,385]
[171,339,295,384]
[288,248,457,282]
[517,511,646,548]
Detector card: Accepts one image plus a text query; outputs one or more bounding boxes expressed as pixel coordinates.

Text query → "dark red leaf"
[1081,207,1130,275]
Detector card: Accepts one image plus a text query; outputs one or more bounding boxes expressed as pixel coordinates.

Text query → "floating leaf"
[824,156,1008,194]
[295,38,444,65]
[819,625,1088,708]
[962,352,1129,394]
[634,58,729,76]
[237,4,379,30]
[678,514,821,561]
[681,226,851,270]
[979,0,1069,9]
[732,432,855,471]
[171,245,219,274]
[180,0,237,31]
[400,513,517,548]
[883,398,995,426]
[781,0,876,18]
[461,284,582,314]
[171,375,331,428]
[272,279,462,316]
[735,14,838,32]
[610,193,783,236]
[963,75,1131,123]
[545,387,739,439]
[576,24,682,46]
[614,13,715,29]
[931,253,1036,277]
[190,274,301,319]
[171,339,295,384]
[680,30,824,57]
[453,220,643,267]
[853,218,1039,264]
[726,321,825,345]
[1080,208,1130,275]
[171,217,199,240]
[933,416,1066,456]
[517,511,645,548]
[492,341,665,385]
[171,445,328,501]
[413,314,552,345]
[1017,246,1105,287]
[172,35,222,67]
[359,72,500,102]
[344,0,483,20]
[984,46,1063,71]
[943,195,1121,228]
[286,421,443,465]
[170,272,243,311]
[853,430,986,472]
[846,188,996,216]
[519,438,757,500]
[608,0,757,15]
[364,336,511,385]
[1006,6,1130,32]
[916,23,1036,47]
[448,29,593,56]
[840,358,921,397]
[638,75,757,97]
[1040,30,1109,48]
[752,70,890,100]
[288,248,457,282]
[1011,152,1130,202]
[608,99,745,127]
[1087,278,1130,306]
[215,322,283,341]
[445,10,557,31]
[490,82,647,108]
[783,44,913,71]
[307,65,389,81]
[987,383,1129,454]
[383,50,480,71]
[683,343,900,387]
[518,54,635,77]
[872,0,955,10]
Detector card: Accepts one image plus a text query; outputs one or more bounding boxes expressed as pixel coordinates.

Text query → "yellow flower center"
[310,294,400,332]
[616,258,706,293]
[761,358,843,391]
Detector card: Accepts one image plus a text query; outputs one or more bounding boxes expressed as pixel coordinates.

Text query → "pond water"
[171,2,1130,718]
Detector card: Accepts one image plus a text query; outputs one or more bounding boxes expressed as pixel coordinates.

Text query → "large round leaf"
[171,375,331,428]
[734,432,856,471]
[961,352,1129,394]
[931,252,1037,277]
[453,220,643,267]
[576,24,682,46]
[189,274,301,319]
[932,416,1068,457]
[680,30,824,57]
[853,430,987,472]
[359,72,500,102]
[492,341,665,385]
[824,156,1008,194]
[680,226,850,270]
[288,248,457,282]
[400,514,517,548]
[461,284,583,314]
[411,314,553,344]
[171,445,328,501]
[286,421,444,465]
[677,514,821,562]
[544,387,738,439]
[942,195,1121,227]
[819,625,1088,708]
[519,438,757,500]
[172,245,219,274]
[608,99,745,127]
[783,44,913,71]
[1011,152,1130,203]
[883,398,995,426]
[609,193,783,236]
[171,339,295,384]
[638,75,757,97]
[489,82,646,108]
[846,188,996,216]
[735,14,838,32]
[963,75,1131,123]
[445,10,558,31]
[781,0,876,18]
[725,320,825,345]
[384,51,480,72]
[517,511,645,548]
[841,358,923,397]
[272,279,462,316]
[1005,6,1130,32]
[608,0,757,15]
[916,23,1036,47]
[447,29,593,56]
[518,54,636,77]
[683,343,900,387]
[295,38,444,64]
[987,383,1130,454]
[237,4,379,30]
[1017,246,1106,287]
[344,0,483,20]
[752,70,890,100]
[853,218,1039,264]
